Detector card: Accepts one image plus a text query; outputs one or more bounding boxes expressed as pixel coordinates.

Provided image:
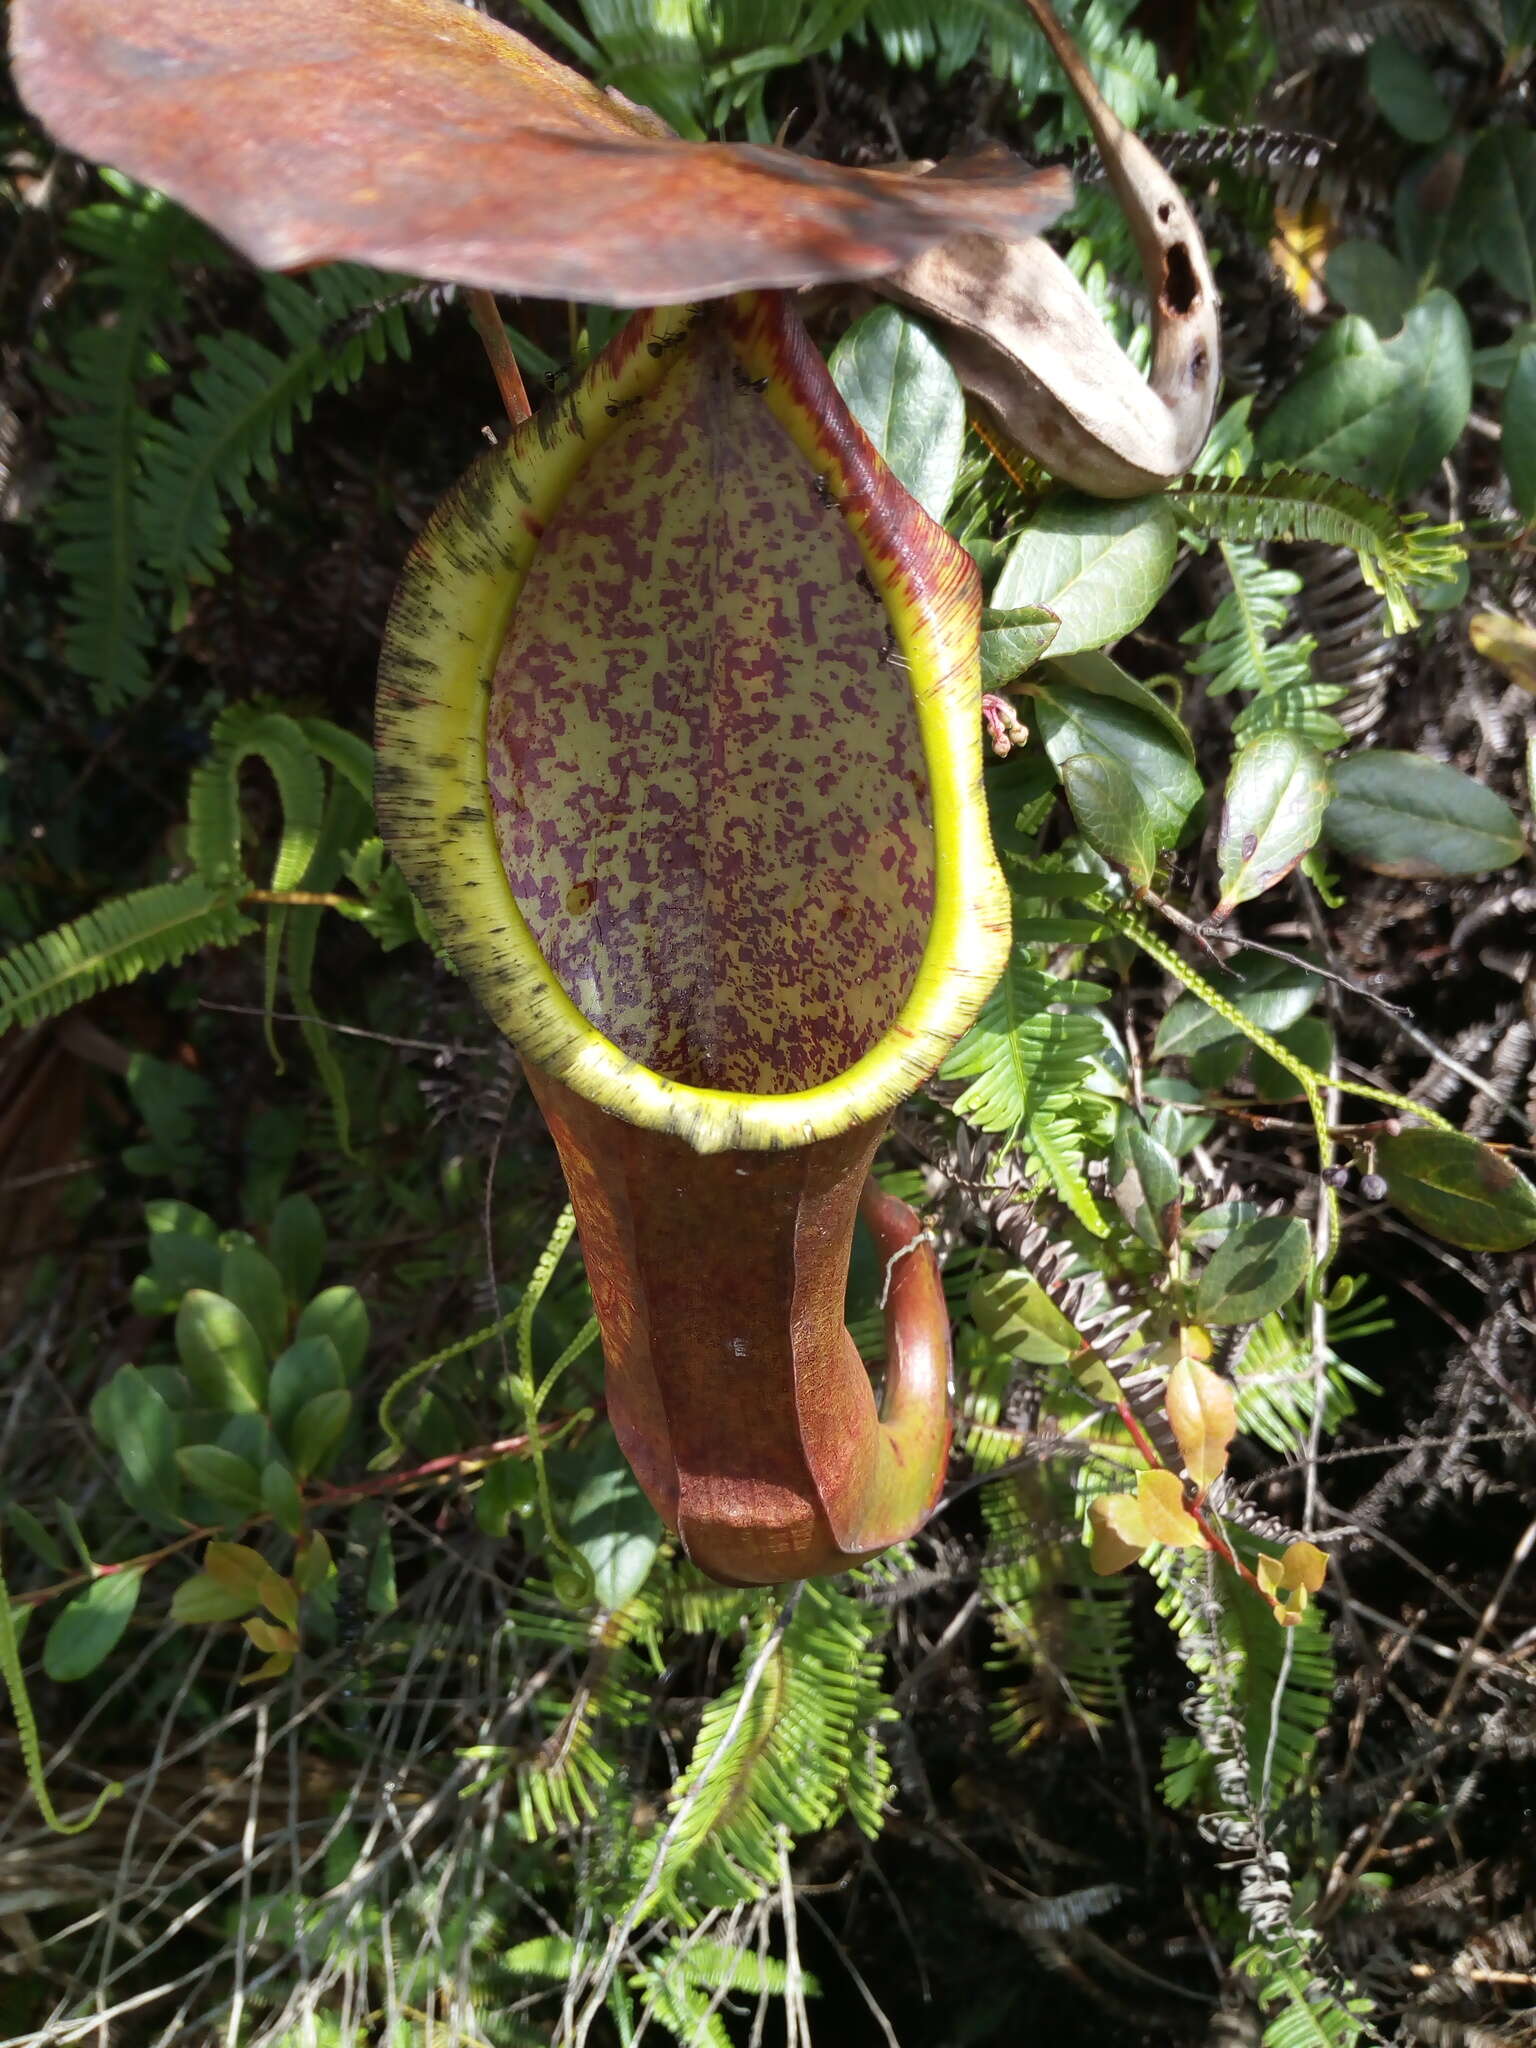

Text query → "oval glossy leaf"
[174,1444,266,1513]
[269,1336,344,1449]
[1469,610,1536,695]
[968,1269,1083,1367]
[291,1390,351,1478]
[1256,292,1472,499]
[170,1571,261,1625]
[567,1462,664,1610]
[176,1290,269,1412]
[990,495,1180,660]
[295,1287,369,1381]
[1503,340,1536,524]
[269,1193,326,1302]
[1367,36,1451,145]
[219,1244,289,1360]
[1460,126,1536,307]
[147,1231,223,1299]
[980,605,1060,689]
[1325,240,1413,337]
[1030,653,1200,849]
[11,0,1072,306]
[1110,1113,1181,1249]
[1324,750,1524,877]
[829,306,965,524]
[89,1365,181,1525]
[1215,731,1331,917]
[43,1570,144,1682]
[261,1460,305,1538]
[1194,1215,1310,1326]
[1059,752,1157,888]
[1376,1128,1536,1251]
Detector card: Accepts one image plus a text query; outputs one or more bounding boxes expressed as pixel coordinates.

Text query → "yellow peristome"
[376,293,1009,1153]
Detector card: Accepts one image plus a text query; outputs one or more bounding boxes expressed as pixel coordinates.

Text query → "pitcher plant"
[376,292,1007,1582]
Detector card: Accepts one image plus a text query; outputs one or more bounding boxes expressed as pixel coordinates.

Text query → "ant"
[732,366,770,394]
[647,326,690,358]
[813,474,837,509]
[605,395,644,420]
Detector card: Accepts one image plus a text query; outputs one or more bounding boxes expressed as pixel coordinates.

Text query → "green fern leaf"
[40,187,206,707]
[1172,468,1464,633]
[137,264,420,602]
[0,880,255,1032]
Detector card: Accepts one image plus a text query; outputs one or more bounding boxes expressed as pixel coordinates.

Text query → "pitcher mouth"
[376,292,1009,1154]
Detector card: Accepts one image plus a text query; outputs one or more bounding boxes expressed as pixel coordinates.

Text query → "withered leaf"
[11,0,1072,304]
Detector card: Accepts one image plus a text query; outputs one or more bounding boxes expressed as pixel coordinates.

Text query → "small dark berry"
[1360,1173,1389,1203]
[1322,1165,1351,1189]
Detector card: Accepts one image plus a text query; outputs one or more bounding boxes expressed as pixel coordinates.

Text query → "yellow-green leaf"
[1165,1358,1237,1493]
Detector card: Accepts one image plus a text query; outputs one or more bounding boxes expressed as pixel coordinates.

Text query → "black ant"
[647,327,690,358]
[732,366,770,393]
[813,474,837,509]
[605,395,644,420]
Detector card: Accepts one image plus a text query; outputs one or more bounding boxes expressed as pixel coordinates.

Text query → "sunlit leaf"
[1215,731,1331,917]
[1377,1128,1536,1251]
[988,495,1179,660]
[1165,1358,1236,1493]
[43,1570,144,1681]
[829,307,965,524]
[1194,1216,1310,1327]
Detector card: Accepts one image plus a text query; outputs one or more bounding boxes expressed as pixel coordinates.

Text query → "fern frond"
[1171,469,1464,634]
[649,1583,892,1910]
[0,879,255,1031]
[138,264,420,601]
[40,188,204,706]
[187,703,325,890]
[940,949,1109,1232]
[507,1600,650,1842]
[982,1468,1134,1746]
[1184,543,1315,698]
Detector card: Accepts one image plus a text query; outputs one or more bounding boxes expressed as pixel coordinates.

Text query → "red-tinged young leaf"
[1165,1358,1237,1493]
[9,0,1071,306]
[1134,1468,1202,1548]
[1088,1493,1148,1574]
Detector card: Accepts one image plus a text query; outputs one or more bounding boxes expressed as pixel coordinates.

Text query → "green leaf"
[1215,732,1331,917]
[176,1290,270,1412]
[1251,1016,1333,1102]
[268,1336,344,1449]
[1109,1113,1182,1250]
[175,1444,265,1513]
[90,1364,182,1524]
[365,1527,398,1615]
[1395,147,1477,289]
[1325,240,1414,336]
[1154,954,1321,1062]
[291,1390,351,1478]
[1194,1216,1311,1326]
[1503,341,1536,523]
[1367,35,1451,143]
[43,1570,144,1682]
[1256,292,1472,498]
[147,1230,223,1298]
[2,1503,64,1571]
[568,1460,664,1610]
[295,1287,369,1380]
[990,495,1179,660]
[261,1460,305,1538]
[968,1269,1082,1366]
[1324,750,1524,876]
[145,1199,218,1243]
[979,605,1060,689]
[828,305,965,523]
[1460,126,1536,306]
[1377,1128,1536,1251]
[1058,752,1157,887]
[1028,653,1200,849]
[219,1243,288,1360]
[269,1193,326,1302]
[170,1571,261,1624]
